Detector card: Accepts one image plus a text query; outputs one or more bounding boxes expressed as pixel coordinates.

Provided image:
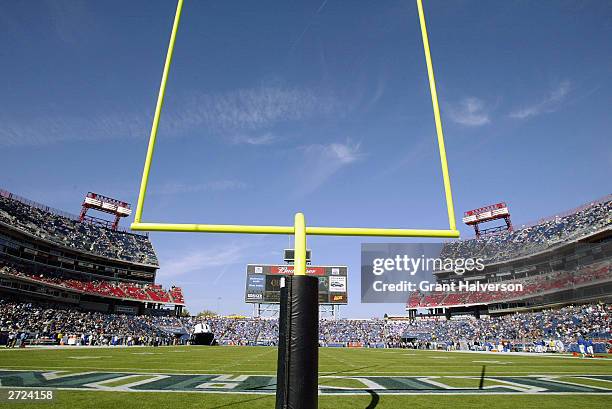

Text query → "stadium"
[1,189,610,408]
[1,1,611,409]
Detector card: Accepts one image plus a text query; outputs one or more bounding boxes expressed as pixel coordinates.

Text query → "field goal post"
[130,0,460,407]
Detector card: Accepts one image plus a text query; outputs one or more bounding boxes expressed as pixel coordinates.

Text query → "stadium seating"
[441,198,611,264]
[410,198,612,309]
[0,300,174,346]
[169,286,185,304]
[0,190,186,308]
[0,193,158,265]
[406,263,611,308]
[1,300,608,352]
[0,263,183,304]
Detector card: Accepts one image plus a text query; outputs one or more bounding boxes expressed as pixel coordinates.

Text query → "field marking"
[130,352,164,355]
[2,366,611,376]
[14,357,592,373]
[482,378,546,393]
[3,368,610,377]
[3,370,612,396]
[574,376,612,383]
[42,371,98,380]
[416,376,543,393]
[437,376,554,393]
[195,375,253,390]
[473,360,512,365]
[319,376,385,390]
[536,375,612,391]
[83,374,170,391]
[425,350,612,361]
[0,385,610,396]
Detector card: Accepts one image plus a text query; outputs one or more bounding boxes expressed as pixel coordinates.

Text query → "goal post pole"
[416,0,457,232]
[134,0,184,224]
[294,213,306,276]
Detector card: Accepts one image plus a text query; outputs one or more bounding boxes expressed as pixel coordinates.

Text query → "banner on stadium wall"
[269,265,325,276]
[115,305,138,314]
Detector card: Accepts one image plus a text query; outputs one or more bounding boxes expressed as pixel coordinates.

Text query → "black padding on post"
[288,275,319,409]
[275,279,289,407]
[275,275,319,409]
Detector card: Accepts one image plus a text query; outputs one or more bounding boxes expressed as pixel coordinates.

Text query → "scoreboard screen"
[244,264,348,304]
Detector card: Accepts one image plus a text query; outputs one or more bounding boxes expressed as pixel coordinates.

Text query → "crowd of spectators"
[441,198,611,264]
[0,193,158,265]
[2,300,608,352]
[197,304,610,350]
[409,262,611,308]
[381,304,610,350]
[211,317,278,346]
[0,300,174,347]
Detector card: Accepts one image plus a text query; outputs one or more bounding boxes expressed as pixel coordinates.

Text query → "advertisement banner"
[269,265,325,276]
[329,276,346,292]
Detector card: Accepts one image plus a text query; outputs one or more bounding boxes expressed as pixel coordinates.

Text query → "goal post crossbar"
[130,222,460,239]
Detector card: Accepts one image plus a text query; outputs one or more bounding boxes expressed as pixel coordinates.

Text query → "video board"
[244,264,348,304]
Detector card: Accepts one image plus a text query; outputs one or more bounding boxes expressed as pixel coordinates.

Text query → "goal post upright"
[416,0,457,232]
[134,0,184,226]
[294,213,307,276]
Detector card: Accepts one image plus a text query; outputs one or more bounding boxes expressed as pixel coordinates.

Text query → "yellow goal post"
[130,0,460,276]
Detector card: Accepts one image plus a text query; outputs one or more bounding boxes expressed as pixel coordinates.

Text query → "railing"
[520,193,611,229]
[0,188,78,220]
[454,194,611,245]
[479,225,509,236]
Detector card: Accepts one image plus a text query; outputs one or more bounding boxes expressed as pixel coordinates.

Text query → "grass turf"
[0,345,610,408]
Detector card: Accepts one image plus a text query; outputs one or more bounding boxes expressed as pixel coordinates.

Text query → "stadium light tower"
[463,202,513,238]
[79,192,132,230]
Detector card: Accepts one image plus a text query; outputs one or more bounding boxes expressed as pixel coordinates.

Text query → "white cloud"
[159,241,254,279]
[289,0,330,52]
[231,133,279,146]
[156,236,279,286]
[0,111,148,147]
[0,85,339,147]
[326,142,361,164]
[509,80,571,120]
[294,140,362,196]
[448,97,491,126]
[165,85,338,139]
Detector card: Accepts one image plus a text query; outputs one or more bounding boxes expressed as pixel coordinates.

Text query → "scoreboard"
[244,264,348,304]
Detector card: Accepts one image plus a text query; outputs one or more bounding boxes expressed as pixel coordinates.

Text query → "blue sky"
[1,0,610,317]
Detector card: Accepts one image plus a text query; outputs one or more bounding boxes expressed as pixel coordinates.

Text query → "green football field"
[0,345,610,408]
